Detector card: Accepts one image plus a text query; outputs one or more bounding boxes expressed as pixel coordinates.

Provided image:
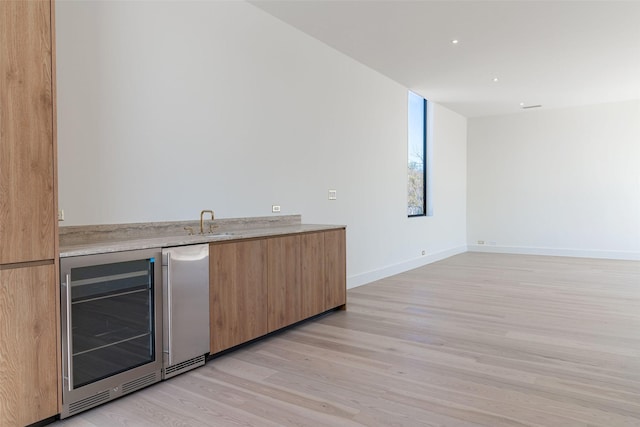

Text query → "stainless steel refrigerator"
[162,244,210,379]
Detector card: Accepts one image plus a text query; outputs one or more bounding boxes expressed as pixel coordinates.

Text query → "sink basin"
[183,228,235,238]
[209,232,234,238]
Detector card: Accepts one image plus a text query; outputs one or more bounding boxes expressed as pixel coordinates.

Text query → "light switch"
[328,190,337,200]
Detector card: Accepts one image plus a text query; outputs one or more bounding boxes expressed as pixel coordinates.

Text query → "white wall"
[467,100,640,259]
[56,0,468,287]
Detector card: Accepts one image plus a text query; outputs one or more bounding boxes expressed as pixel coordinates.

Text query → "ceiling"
[249,0,640,118]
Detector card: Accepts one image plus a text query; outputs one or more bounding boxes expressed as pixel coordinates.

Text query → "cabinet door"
[267,235,301,332]
[0,265,58,426]
[300,232,325,319]
[209,240,268,354]
[0,0,55,264]
[324,229,347,310]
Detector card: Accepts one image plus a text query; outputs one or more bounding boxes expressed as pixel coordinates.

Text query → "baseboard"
[467,244,640,261]
[347,245,467,289]
[346,244,639,290]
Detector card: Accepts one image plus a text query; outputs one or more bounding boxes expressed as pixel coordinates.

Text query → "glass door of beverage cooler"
[61,250,161,391]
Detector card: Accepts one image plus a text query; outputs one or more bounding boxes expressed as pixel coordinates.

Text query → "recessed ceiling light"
[451,39,459,44]
[519,102,525,106]
[492,77,499,83]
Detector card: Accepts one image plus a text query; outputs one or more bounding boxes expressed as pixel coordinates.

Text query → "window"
[408,91,427,217]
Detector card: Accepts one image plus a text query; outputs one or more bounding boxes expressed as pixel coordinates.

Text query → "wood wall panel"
[0,0,55,264]
[0,264,58,426]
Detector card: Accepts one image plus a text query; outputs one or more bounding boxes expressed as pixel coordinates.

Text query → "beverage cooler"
[60,249,162,418]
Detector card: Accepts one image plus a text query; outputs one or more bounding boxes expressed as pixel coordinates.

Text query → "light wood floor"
[55,252,640,426]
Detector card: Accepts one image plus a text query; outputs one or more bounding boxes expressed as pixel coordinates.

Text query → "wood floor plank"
[56,253,640,426]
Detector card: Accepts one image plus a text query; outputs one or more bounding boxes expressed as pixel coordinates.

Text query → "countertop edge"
[60,224,346,258]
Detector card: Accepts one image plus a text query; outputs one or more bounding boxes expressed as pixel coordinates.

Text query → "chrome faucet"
[199,210,215,234]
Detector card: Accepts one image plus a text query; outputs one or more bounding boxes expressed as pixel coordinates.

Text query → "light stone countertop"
[59,215,344,258]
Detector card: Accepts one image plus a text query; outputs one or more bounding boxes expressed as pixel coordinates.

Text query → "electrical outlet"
[328,189,337,200]
[477,240,485,245]
[58,209,64,221]
[272,205,281,213]
[421,250,426,256]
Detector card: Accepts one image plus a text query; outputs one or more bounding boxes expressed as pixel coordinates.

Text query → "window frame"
[408,92,427,218]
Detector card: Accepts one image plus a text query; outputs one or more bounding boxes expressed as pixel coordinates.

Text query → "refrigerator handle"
[63,274,74,391]
[165,251,173,367]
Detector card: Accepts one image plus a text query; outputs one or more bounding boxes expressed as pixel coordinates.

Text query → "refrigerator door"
[162,244,210,372]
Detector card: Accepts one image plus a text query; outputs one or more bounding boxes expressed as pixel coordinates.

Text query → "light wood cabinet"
[0,0,56,265]
[0,1,60,425]
[0,265,58,427]
[267,235,302,331]
[210,239,268,354]
[210,228,346,355]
